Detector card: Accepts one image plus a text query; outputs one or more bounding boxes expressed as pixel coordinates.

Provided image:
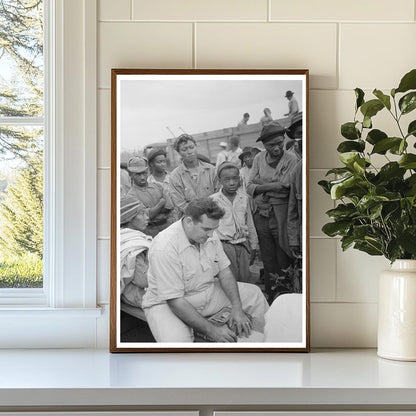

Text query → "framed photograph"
[110,69,309,352]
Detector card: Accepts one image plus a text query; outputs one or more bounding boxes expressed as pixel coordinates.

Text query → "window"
[0,0,100,347]
[0,0,45,298]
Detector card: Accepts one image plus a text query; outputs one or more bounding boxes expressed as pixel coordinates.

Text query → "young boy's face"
[220,167,240,194]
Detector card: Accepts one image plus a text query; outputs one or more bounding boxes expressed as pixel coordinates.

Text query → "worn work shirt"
[239,166,251,192]
[246,150,298,209]
[288,97,299,116]
[169,160,218,213]
[287,160,303,246]
[127,182,174,224]
[148,173,171,189]
[210,190,258,249]
[142,220,231,310]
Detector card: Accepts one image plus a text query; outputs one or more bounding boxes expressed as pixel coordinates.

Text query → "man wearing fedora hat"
[246,122,298,301]
[284,90,299,119]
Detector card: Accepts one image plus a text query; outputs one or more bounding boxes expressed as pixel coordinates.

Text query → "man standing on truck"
[169,134,218,214]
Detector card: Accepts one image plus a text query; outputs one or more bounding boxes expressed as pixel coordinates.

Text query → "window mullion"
[0,117,44,126]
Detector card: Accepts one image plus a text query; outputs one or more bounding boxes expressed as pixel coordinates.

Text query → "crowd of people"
[119,99,303,344]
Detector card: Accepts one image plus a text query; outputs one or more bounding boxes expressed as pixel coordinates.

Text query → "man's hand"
[228,307,252,338]
[208,324,238,342]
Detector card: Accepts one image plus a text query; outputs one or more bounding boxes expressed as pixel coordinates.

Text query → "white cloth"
[120,228,152,294]
[264,293,303,342]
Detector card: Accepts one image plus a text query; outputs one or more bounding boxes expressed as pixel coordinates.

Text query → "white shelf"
[0,349,416,409]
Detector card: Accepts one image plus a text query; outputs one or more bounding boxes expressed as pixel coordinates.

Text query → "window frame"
[0,0,100,348]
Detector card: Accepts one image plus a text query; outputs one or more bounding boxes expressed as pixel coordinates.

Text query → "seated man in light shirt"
[210,162,258,283]
[142,198,269,343]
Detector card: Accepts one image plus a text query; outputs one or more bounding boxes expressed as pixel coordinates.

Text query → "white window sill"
[0,307,103,348]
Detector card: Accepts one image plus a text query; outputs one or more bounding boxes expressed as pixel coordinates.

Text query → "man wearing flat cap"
[126,156,175,237]
[246,122,299,301]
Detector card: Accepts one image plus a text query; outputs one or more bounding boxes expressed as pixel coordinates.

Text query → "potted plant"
[319,68,416,361]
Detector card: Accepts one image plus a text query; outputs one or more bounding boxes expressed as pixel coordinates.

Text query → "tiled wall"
[96,0,416,347]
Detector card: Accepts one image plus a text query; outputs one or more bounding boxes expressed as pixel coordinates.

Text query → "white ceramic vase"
[378,259,416,361]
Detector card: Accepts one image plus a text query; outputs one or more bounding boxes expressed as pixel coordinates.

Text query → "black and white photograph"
[110,69,309,352]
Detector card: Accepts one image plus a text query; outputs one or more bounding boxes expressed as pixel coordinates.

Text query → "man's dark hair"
[174,134,196,152]
[243,112,249,118]
[229,135,240,146]
[184,198,225,222]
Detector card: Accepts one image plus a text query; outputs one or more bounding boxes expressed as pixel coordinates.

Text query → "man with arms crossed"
[142,198,269,342]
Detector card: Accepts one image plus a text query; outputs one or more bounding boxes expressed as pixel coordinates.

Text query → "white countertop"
[1,348,416,407]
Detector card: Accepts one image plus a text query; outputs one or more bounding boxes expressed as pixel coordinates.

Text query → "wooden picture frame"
[110,69,310,352]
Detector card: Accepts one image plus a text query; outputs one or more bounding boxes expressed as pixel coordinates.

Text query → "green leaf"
[395,69,416,94]
[330,175,367,200]
[408,120,416,138]
[341,122,360,140]
[337,140,365,153]
[318,180,331,194]
[341,235,355,251]
[362,116,372,129]
[386,240,402,263]
[366,129,387,145]
[399,154,416,169]
[357,195,389,212]
[373,89,391,110]
[369,203,383,219]
[355,88,365,110]
[378,162,406,181]
[371,137,402,154]
[326,203,357,220]
[399,92,416,115]
[398,227,416,255]
[322,221,351,237]
[360,99,384,119]
[353,224,374,240]
[325,167,352,176]
[339,152,360,167]
[390,139,408,155]
[354,241,383,256]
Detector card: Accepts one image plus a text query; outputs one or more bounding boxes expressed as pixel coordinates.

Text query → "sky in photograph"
[119,76,304,152]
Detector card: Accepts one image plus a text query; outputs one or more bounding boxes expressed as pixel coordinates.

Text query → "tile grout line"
[193,22,197,69]
[336,22,340,90]
[333,229,339,303]
[267,0,271,22]
[97,19,415,24]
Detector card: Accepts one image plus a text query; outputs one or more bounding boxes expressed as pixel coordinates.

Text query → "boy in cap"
[239,146,261,192]
[126,156,175,237]
[246,122,298,301]
[210,162,258,283]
